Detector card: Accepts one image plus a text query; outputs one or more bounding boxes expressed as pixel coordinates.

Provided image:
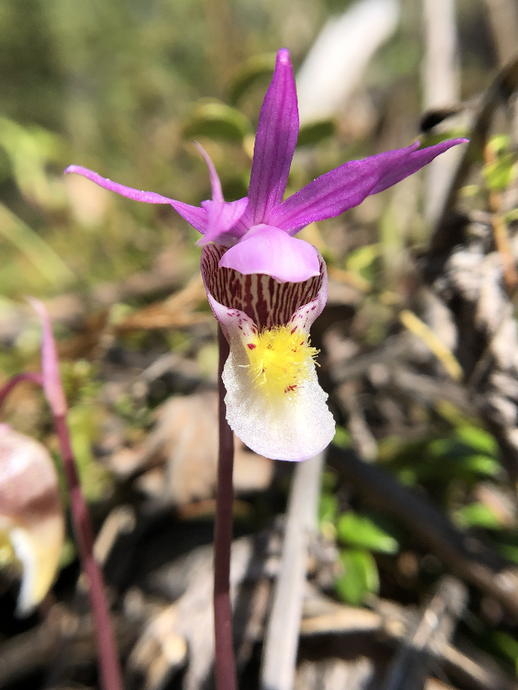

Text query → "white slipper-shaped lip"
[201,245,335,461]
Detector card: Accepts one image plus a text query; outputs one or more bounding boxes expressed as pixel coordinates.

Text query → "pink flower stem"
[0,372,43,407]
[0,370,123,690]
[213,326,237,690]
[53,412,124,690]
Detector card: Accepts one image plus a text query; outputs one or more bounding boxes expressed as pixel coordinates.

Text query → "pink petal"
[198,197,249,246]
[243,49,299,227]
[194,141,224,202]
[65,165,208,234]
[218,225,320,283]
[270,138,468,232]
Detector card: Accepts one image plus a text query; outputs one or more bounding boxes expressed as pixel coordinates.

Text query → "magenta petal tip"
[276,48,291,64]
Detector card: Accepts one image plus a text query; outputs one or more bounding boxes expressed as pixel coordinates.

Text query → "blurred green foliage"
[323,414,518,617]
[1,0,516,673]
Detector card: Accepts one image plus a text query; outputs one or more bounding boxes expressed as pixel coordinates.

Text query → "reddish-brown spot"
[247,343,256,350]
[291,327,297,334]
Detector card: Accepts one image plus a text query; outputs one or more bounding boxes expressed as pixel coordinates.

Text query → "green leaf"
[455,425,497,456]
[321,469,338,493]
[337,512,399,553]
[453,502,501,530]
[228,53,277,105]
[319,493,338,525]
[482,136,517,192]
[504,208,518,224]
[335,549,379,605]
[333,425,352,450]
[0,203,74,288]
[67,403,111,502]
[488,631,518,673]
[456,454,499,477]
[345,244,380,275]
[182,101,252,143]
[297,119,336,147]
[497,543,518,564]
[396,468,418,486]
[487,134,511,155]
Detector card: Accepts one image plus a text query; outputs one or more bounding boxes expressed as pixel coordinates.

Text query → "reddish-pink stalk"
[52,413,123,690]
[0,301,124,690]
[33,299,123,690]
[213,326,237,690]
[0,372,43,407]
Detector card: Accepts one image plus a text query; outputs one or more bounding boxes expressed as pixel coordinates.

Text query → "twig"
[399,309,463,381]
[260,451,325,690]
[299,591,518,690]
[213,326,237,690]
[381,576,468,690]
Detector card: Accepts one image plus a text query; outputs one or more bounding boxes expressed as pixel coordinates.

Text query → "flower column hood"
[65,49,467,461]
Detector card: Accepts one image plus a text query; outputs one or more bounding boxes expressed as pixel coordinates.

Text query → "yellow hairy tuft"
[245,326,318,398]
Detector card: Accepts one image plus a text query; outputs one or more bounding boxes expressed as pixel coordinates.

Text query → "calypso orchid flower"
[65,48,467,462]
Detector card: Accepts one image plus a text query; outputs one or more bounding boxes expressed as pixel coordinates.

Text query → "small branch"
[213,326,237,690]
[260,451,325,690]
[381,576,468,690]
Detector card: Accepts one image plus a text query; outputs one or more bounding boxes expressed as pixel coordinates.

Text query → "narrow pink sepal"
[65,165,208,234]
[244,49,299,226]
[28,298,67,417]
[194,142,224,202]
[198,197,249,246]
[218,225,320,283]
[192,143,249,245]
[270,138,469,232]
